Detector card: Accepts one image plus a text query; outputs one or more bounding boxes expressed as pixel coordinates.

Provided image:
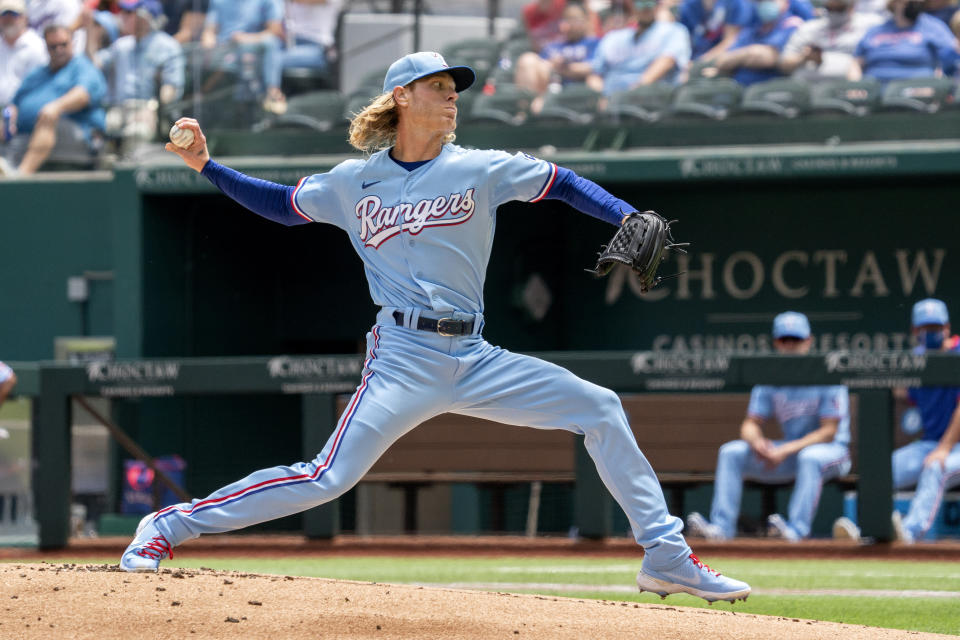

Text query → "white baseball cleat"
[636,553,751,603]
[685,512,725,540]
[119,512,174,572]
[766,513,800,542]
[892,511,915,544]
[832,516,861,541]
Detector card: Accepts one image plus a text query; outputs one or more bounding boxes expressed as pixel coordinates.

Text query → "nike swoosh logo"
[362,180,381,189]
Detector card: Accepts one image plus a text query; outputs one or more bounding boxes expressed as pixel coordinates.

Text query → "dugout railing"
[12,350,953,549]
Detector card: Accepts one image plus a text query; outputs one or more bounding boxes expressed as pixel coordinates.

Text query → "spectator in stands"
[75,2,119,59]
[686,312,852,542]
[779,0,883,80]
[162,0,208,43]
[0,361,15,410]
[201,0,286,114]
[751,0,814,22]
[834,299,960,544]
[514,3,599,112]
[576,0,691,94]
[0,24,106,174]
[679,0,753,62]
[698,0,803,85]
[25,0,81,32]
[523,0,567,50]
[597,0,637,33]
[0,0,47,107]
[281,0,343,76]
[95,0,182,104]
[93,0,181,143]
[849,0,958,82]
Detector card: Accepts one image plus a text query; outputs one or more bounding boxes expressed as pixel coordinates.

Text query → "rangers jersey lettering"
[291,144,555,313]
[355,188,476,248]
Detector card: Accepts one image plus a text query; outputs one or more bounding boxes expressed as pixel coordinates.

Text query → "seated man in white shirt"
[779,0,883,80]
[0,0,47,107]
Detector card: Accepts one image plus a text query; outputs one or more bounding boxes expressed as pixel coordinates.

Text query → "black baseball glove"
[585,211,688,292]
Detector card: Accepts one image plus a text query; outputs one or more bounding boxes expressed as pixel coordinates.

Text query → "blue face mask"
[755,0,781,23]
[921,329,945,350]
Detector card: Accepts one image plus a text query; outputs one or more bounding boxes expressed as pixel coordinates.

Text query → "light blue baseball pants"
[150,309,691,571]
[893,440,960,539]
[709,439,851,539]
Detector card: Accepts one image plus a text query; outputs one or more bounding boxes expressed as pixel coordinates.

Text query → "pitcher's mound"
[0,563,947,639]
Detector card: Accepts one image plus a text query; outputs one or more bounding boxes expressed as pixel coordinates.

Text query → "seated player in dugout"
[118,51,752,604]
[834,298,960,543]
[686,312,852,541]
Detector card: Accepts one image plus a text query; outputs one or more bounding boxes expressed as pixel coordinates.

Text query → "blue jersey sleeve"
[728,0,754,27]
[202,160,309,226]
[545,167,630,226]
[485,150,557,207]
[819,386,849,420]
[748,385,773,419]
[922,15,960,74]
[290,161,359,228]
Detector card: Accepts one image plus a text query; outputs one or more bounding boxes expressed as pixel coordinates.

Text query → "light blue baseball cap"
[382,51,476,94]
[772,311,811,339]
[912,298,949,327]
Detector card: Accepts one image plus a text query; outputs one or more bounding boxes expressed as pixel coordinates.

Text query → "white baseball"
[169,124,195,149]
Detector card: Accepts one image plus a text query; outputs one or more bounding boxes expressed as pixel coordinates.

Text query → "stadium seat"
[809,79,882,116]
[669,78,742,120]
[442,38,503,83]
[254,90,346,132]
[738,79,810,118]
[356,66,391,95]
[467,85,536,125]
[501,38,535,64]
[454,91,477,125]
[282,66,335,97]
[605,84,675,123]
[533,84,601,124]
[878,77,955,113]
[342,92,373,123]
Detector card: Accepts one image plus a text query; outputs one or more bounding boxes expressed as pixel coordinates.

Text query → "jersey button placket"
[399,174,418,279]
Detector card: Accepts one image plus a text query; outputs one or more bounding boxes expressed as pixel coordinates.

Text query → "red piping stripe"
[290,177,312,222]
[530,163,557,203]
[155,326,382,520]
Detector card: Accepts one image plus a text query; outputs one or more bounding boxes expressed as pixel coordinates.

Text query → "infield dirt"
[0,563,952,640]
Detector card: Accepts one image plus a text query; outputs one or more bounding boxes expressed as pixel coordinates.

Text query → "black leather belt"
[393,310,475,336]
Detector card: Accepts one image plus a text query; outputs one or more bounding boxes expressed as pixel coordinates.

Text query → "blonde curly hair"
[348,89,456,153]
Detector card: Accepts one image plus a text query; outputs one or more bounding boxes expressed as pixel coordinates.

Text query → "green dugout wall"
[1,139,959,531]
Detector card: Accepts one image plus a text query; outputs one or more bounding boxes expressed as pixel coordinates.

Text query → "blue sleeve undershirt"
[200,160,630,228]
[201,159,308,226]
[545,166,631,226]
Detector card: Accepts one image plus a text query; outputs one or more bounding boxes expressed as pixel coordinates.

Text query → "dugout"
[2,136,960,543]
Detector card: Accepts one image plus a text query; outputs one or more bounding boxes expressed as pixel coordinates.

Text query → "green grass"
[16,555,960,636]
[0,397,30,421]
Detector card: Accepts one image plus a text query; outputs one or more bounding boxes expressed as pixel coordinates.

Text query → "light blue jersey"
[291,145,557,314]
[748,385,851,446]
[135,144,692,574]
[702,383,852,539]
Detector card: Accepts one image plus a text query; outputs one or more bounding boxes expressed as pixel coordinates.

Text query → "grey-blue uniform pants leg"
[150,320,690,571]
